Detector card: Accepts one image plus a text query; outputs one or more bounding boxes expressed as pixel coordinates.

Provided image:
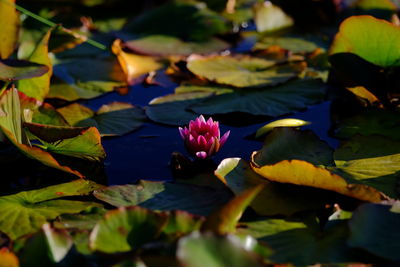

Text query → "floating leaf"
[187,55,299,88]
[123,35,230,57]
[0,0,18,59]
[334,135,400,198]
[201,185,264,234]
[251,128,386,202]
[18,28,53,101]
[253,1,294,32]
[190,79,326,116]
[25,123,106,161]
[0,59,49,82]
[355,0,397,11]
[112,39,163,85]
[255,118,310,138]
[93,181,232,216]
[89,206,168,253]
[215,158,325,216]
[48,57,126,101]
[177,232,263,267]
[42,223,73,263]
[163,210,204,235]
[348,202,400,261]
[0,180,102,239]
[330,15,400,67]
[346,86,382,106]
[0,248,19,267]
[57,102,146,136]
[254,35,326,53]
[123,2,228,41]
[335,109,400,140]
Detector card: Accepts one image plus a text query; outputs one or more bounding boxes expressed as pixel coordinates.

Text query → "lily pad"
[0,60,49,82]
[93,181,232,216]
[48,57,126,101]
[42,223,73,263]
[190,79,326,117]
[123,35,230,57]
[254,35,327,53]
[334,135,400,198]
[187,55,299,88]
[57,102,146,136]
[0,180,102,239]
[177,232,263,267]
[18,28,53,102]
[89,206,168,253]
[122,2,228,41]
[0,0,18,59]
[330,15,400,67]
[255,118,310,138]
[215,158,326,216]
[348,202,400,261]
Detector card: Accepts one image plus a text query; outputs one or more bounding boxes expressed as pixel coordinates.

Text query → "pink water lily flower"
[179,115,230,159]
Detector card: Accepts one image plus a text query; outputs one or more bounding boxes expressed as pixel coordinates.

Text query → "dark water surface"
[83,83,339,185]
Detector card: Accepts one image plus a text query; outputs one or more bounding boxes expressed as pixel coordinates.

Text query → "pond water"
[83,82,339,185]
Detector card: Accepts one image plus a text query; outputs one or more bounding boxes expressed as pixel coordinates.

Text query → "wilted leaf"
[187,55,299,88]
[0,0,19,59]
[330,15,400,67]
[0,248,19,267]
[348,202,400,261]
[57,102,146,136]
[177,232,263,267]
[0,180,102,239]
[201,185,263,234]
[89,206,168,253]
[93,181,232,216]
[346,86,382,106]
[18,28,53,101]
[0,59,49,81]
[112,39,163,85]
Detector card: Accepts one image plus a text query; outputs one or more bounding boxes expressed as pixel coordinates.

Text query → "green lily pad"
[57,102,146,136]
[123,2,228,42]
[124,35,230,57]
[238,218,355,265]
[215,158,326,216]
[330,15,400,67]
[254,35,326,53]
[48,57,126,101]
[25,123,106,162]
[93,181,232,216]
[251,128,386,203]
[162,210,204,236]
[187,55,299,88]
[255,118,311,138]
[0,0,19,59]
[89,206,168,253]
[42,223,73,263]
[18,28,53,102]
[190,79,326,117]
[0,60,49,82]
[335,109,400,141]
[348,202,400,261]
[334,135,400,198]
[0,180,102,239]
[146,92,212,126]
[177,232,263,267]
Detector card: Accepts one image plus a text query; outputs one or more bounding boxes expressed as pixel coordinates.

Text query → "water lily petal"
[220,130,230,147]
